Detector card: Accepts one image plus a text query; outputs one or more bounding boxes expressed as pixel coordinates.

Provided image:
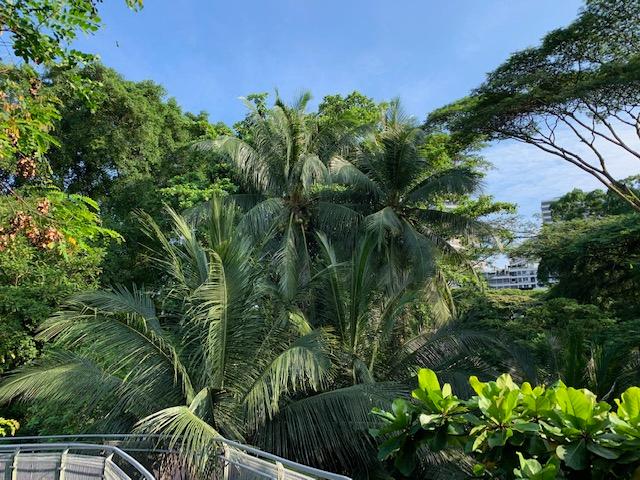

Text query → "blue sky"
[75,0,639,219]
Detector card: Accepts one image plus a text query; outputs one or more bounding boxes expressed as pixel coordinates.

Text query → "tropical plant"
[0,194,513,475]
[456,289,640,400]
[0,197,383,474]
[330,101,489,295]
[373,368,640,479]
[0,418,19,437]
[548,176,640,221]
[209,93,359,301]
[0,187,120,374]
[427,0,640,212]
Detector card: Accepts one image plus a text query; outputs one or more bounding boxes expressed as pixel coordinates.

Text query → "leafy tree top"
[427,0,640,212]
[549,175,639,221]
[1,0,142,68]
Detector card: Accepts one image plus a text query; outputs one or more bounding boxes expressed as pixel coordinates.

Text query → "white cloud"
[483,123,640,218]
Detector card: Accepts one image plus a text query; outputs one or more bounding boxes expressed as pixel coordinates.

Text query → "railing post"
[9,449,18,480]
[58,448,69,480]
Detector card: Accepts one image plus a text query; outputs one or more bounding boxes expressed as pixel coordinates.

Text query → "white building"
[541,197,560,224]
[482,258,542,290]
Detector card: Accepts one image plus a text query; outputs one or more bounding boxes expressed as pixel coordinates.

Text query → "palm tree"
[0,197,336,472]
[330,100,488,292]
[257,232,509,472]
[0,196,506,475]
[542,325,640,400]
[208,93,359,302]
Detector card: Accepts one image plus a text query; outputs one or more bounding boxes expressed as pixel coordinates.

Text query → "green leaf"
[487,428,513,448]
[377,436,402,461]
[469,375,484,396]
[586,441,620,460]
[616,386,640,423]
[394,443,417,476]
[513,421,541,433]
[417,368,440,393]
[419,413,442,427]
[557,440,588,470]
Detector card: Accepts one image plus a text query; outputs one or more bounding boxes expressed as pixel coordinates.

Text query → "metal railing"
[0,442,155,480]
[0,435,352,480]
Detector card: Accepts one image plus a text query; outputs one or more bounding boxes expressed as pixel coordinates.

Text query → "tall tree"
[0,0,142,218]
[549,175,639,221]
[428,0,640,212]
[515,213,640,316]
[331,101,490,290]
[211,93,358,301]
[44,64,236,285]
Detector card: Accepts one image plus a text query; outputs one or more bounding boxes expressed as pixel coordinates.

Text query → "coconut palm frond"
[313,201,361,243]
[413,208,491,239]
[329,155,382,198]
[256,382,408,472]
[0,351,121,411]
[406,167,482,203]
[38,297,195,405]
[73,285,161,333]
[215,135,278,194]
[364,207,402,248]
[134,403,224,474]
[243,329,335,429]
[299,153,329,193]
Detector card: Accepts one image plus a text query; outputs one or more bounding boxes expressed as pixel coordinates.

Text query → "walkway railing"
[0,442,154,480]
[0,434,351,480]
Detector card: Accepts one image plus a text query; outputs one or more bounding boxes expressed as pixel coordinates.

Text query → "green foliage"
[1,0,142,67]
[456,289,640,398]
[0,0,142,185]
[0,64,61,179]
[515,213,640,316]
[428,0,640,211]
[373,368,640,479]
[0,188,118,373]
[45,64,237,284]
[0,417,19,437]
[550,177,640,221]
[317,91,382,134]
[206,92,358,301]
[330,100,495,294]
[0,195,511,475]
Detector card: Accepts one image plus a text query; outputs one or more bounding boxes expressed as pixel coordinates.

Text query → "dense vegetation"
[0,0,639,479]
[373,368,640,479]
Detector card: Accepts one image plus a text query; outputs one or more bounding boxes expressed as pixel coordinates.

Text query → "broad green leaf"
[586,441,620,460]
[557,440,588,470]
[417,368,440,393]
[442,383,452,398]
[554,387,595,428]
[419,413,442,427]
[469,375,483,396]
[487,428,513,447]
[616,387,640,423]
[513,421,541,433]
[516,452,542,475]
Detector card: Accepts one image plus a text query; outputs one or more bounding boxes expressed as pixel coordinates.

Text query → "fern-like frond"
[256,382,408,472]
[243,329,335,429]
[406,167,482,203]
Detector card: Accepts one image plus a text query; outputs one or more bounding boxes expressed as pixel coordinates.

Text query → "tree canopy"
[428,0,640,212]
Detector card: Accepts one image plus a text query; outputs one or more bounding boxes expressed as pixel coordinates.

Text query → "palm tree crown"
[331,101,487,289]
[211,93,358,302]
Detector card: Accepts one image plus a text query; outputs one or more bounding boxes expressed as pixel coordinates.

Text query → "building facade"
[541,197,559,224]
[482,258,542,290]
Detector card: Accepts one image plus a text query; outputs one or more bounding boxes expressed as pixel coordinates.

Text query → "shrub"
[0,418,19,437]
[372,369,640,479]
